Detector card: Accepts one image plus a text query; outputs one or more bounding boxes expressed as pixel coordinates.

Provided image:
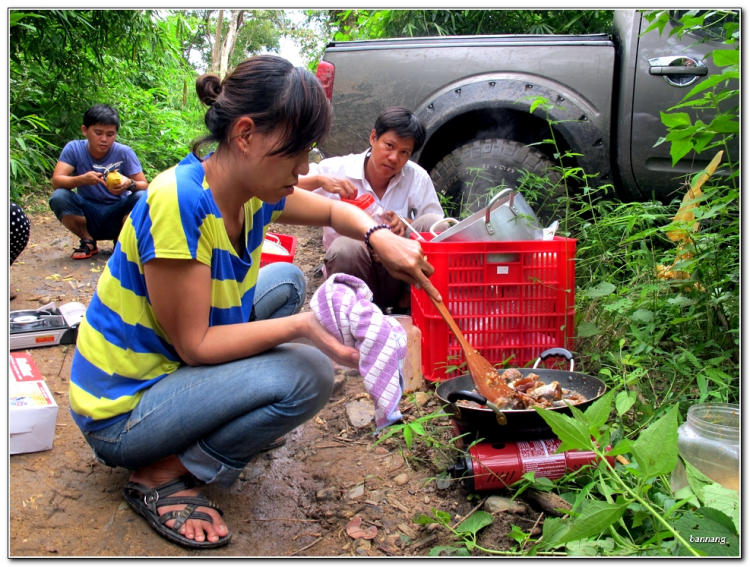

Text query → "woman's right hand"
[297,311,360,367]
[367,228,442,303]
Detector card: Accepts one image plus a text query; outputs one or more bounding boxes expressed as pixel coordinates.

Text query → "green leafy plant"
[414,507,567,556]
[520,391,739,556]
[644,10,739,174]
[10,113,59,200]
[415,508,486,556]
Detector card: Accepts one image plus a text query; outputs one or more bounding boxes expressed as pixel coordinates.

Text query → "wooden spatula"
[428,296,516,403]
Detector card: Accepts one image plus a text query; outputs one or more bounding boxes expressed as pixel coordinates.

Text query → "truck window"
[669,10,738,41]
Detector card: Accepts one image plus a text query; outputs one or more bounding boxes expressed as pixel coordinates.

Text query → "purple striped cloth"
[311,274,407,429]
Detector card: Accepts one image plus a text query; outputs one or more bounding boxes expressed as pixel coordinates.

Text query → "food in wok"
[459,367,588,411]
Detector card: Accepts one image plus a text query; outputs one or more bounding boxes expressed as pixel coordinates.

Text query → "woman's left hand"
[367,229,441,302]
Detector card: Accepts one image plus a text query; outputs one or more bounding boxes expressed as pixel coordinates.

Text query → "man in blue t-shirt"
[50,104,149,259]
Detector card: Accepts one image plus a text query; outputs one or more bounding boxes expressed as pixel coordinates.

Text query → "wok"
[436,348,607,442]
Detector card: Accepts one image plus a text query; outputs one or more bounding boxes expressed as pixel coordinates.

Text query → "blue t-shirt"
[58,140,143,205]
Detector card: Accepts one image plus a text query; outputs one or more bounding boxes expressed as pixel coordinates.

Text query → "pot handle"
[446,390,507,426]
[429,217,459,237]
[532,347,575,372]
[484,189,516,235]
[264,233,281,245]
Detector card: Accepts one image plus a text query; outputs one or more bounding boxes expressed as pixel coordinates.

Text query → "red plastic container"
[260,232,297,268]
[411,234,576,381]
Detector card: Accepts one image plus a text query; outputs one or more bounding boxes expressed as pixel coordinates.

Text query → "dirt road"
[9,210,532,557]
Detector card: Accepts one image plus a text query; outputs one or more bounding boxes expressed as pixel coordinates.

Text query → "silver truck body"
[318,10,737,203]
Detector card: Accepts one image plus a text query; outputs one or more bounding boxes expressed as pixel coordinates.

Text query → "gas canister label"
[517,439,566,478]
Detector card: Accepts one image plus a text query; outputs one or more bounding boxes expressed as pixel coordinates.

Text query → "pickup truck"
[314,10,738,216]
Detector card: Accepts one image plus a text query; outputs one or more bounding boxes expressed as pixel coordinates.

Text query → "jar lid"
[342,194,375,210]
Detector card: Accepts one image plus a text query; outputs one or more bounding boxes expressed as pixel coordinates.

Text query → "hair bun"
[196,74,222,107]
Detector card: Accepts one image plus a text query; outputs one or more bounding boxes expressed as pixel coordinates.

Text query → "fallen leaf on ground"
[345,516,377,540]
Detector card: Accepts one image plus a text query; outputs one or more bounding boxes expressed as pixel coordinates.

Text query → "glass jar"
[390,315,423,393]
[671,403,739,491]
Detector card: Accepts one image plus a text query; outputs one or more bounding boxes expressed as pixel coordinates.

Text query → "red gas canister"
[449,438,614,492]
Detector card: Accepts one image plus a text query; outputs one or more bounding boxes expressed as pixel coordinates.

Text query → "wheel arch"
[413,74,612,185]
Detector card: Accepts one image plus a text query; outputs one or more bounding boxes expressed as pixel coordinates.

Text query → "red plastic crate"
[260,232,297,268]
[412,235,576,381]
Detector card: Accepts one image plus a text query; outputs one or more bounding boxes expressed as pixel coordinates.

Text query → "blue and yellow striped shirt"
[69,152,285,432]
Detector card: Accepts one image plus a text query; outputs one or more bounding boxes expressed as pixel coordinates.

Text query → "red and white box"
[9,352,59,454]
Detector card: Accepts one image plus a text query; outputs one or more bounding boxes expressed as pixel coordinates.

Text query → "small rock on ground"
[393,473,409,486]
[346,400,375,428]
[317,486,339,501]
[485,495,513,514]
[346,484,365,500]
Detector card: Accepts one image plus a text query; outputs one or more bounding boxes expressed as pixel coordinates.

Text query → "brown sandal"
[72,239,98,260]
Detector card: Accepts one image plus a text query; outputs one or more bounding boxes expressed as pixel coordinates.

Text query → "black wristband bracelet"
[364,224,391,249]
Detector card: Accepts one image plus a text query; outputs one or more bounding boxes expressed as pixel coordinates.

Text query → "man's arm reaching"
[296,174,358,199]
[51,161,104,190]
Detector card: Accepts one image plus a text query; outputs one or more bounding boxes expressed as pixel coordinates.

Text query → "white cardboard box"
[9,352,59,455]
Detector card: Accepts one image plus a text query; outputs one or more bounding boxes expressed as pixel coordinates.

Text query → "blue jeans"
[49,188,145,241]
[82,262,334,488]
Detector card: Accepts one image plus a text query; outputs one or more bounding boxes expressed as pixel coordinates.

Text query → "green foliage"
[317,10,613,42]
[10,114,59,201]
[522,395,739,556]
[372,404,469,474]
[406,11,739,555]
[415,507,519,556]
[9,10,209,197]
[644,10,739,169]
[301,9,613,64]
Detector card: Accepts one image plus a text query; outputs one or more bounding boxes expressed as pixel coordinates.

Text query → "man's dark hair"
[373,106,426,154]
[83,104,121,130]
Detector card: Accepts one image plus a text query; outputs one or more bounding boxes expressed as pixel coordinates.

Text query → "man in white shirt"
[297,107,446,312]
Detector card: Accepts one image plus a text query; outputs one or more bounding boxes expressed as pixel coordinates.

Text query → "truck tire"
[430,139,561,218]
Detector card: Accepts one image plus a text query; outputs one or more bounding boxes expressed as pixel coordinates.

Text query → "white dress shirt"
[307,150,444,250]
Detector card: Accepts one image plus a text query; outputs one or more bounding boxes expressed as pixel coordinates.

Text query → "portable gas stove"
[10,302,86,350]
[446,420,612,492]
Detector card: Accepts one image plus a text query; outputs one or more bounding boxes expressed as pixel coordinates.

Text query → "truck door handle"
[649,66,708,76]
[648,56,708,87]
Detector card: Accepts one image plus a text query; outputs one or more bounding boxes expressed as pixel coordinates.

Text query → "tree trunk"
[210,9,224,73]
[219,10,244,78]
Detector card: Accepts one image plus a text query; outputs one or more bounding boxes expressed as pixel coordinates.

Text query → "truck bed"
[320,35,615,161]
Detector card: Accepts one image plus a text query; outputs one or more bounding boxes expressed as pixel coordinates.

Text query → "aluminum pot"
[435,348,607,442]
[429,189,543,243]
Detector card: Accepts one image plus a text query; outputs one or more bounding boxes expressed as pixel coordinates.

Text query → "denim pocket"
[83,419,128,468]
[83,417,127,444]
